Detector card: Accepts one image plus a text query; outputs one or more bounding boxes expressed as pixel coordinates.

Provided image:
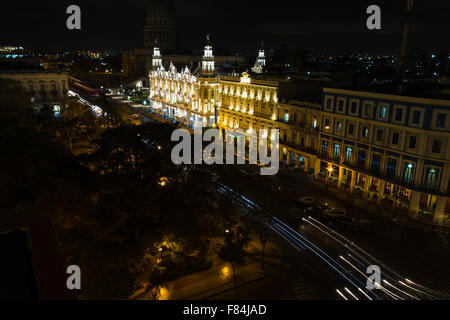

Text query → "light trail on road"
[303,216,443,299]
[212,178,377,299]
[208,174,448,300]
[68,90,104,117]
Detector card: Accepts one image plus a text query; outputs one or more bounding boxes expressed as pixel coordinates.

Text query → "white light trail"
[336,289,348,300]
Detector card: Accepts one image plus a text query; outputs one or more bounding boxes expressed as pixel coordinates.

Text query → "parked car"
[298,196,317,206]
[322,208,347,217]
[318,201,332,211]
[272,183,284,192]
[304,206,322,215]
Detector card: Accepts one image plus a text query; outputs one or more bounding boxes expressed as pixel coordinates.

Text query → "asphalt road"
[205,164,450,300]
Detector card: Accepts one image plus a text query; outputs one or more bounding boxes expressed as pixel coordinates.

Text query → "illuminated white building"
[149,36,220,128]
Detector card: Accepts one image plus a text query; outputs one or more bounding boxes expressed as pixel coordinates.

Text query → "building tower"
[399,0,415,69]
[202,33,215,76]
[257,41,266,67]
[152,40,163,70]
[144,0,177,50]
[252,41,266,74]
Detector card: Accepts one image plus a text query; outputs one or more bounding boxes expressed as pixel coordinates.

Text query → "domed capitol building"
[122,0,248,78]
[143,0,177,50]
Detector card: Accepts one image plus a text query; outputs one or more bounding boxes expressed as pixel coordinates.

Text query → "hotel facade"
[148,44,450,226]
[148,42,220,129]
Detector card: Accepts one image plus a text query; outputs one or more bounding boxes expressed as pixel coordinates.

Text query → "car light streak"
[336,289,348,300]
[339,255,398,300]
[344,287,359,300]
[382,280,419,300]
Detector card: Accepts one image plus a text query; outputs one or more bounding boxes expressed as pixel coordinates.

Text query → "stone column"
[314,159,320,179]
[304,157,309,173]
[409,190,421,215]
[433,196,447,225]
[337,166,343,188]
[363,176,370,198]
[377,180,386,204]
[294,155,299,169]
[349,170,356,193]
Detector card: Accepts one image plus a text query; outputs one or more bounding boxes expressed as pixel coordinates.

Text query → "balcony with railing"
[334,156,442,195]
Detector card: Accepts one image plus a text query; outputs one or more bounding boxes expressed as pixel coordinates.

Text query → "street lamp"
[158,246,165,263]
[326,166,333,191]
[259,232,268,273]
[158,177,168,187]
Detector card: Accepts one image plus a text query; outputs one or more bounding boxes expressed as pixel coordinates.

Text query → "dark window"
[412,111,421,124]
[432,140,441,153]
[357,150,366,167]
[338,100,344,112]
[364,103,371,116]
[448,177,450,194]
[348,124,355,135]
[409,136,416,149]
[436,113,446,128]
[386,158,397,177]
[325,119,330,126]
[395,108,403,121]
[350,101,357,113]
[392,133,399,145]
[372,153,381,173]
[376,129,383,141]
[326,98,332,109]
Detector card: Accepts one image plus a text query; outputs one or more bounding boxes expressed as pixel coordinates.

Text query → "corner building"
[316,88,450,225]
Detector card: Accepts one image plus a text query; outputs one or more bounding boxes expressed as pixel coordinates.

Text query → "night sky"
[2,0,449,54]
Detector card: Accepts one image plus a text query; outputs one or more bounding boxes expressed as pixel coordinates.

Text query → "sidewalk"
[130,236,295,300]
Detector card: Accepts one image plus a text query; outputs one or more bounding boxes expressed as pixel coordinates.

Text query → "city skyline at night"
[1,0,450,307]
[2,0,450,54]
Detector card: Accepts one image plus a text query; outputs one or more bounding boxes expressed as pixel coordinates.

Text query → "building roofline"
[323,87,450,107]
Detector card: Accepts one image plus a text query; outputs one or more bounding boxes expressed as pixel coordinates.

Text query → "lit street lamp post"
[326,166,333,191]
[158,246,164,263]
[259,232,268,273]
